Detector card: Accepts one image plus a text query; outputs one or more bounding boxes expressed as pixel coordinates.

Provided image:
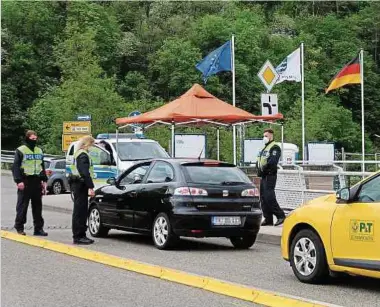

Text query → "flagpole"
[301,42,305,162]
[360,48,365,175]
[232,34,237,165]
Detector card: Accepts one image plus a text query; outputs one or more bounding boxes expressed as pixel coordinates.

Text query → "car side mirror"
[107,177,116,185]
[336,187,350,202]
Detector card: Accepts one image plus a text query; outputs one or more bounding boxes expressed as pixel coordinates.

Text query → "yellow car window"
[357,175,380,202]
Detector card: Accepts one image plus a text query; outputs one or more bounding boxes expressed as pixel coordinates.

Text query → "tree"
[149,38,202,100]
[1,2,64,148]
[284,94,368,153]
[28,26,125,154]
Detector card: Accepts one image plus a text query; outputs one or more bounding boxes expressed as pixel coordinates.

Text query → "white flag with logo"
[275,47,301,84]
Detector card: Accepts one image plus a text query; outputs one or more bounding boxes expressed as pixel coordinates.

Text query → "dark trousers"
[72,182,89,239]
[15,176,44,231]
[260,175,285,223]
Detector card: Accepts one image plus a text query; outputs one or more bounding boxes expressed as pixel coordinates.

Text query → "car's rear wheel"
[230,234,257,249]
[152,213,178,250]
[51,180,63,195]
[88,205,109,237]
[290,229,329,284]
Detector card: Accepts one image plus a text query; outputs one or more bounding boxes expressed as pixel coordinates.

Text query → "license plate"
[212,216,241,226]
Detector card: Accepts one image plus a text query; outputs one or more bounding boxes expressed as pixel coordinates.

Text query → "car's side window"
[69,145,74,156]
[55,161,66,169]
[357,175,380,202]
[119,165,150,186]
[89,146,111,165]
[146,162,174,184]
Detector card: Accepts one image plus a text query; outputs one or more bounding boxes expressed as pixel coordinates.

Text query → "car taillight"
[46,170,53,177]
[241,188,259,197]
[174,187,208,196]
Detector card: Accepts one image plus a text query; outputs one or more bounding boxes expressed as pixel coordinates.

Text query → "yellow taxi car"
[281,171,380,283]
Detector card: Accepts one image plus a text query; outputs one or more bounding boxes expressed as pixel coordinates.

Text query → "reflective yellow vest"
[17,145,43,176]
[69,149,95,179]
[257,141,279,171]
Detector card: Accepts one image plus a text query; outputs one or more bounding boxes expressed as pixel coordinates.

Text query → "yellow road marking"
[1,230,332,307]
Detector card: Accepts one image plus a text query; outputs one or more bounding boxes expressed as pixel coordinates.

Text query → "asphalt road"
[2,240,258,307]
[2,174,380,307]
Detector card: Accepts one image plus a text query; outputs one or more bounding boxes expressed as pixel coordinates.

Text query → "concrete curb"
[1,230,339,307]
[257,232,281,245]
[43,204,73,215]
[1,170,12,176]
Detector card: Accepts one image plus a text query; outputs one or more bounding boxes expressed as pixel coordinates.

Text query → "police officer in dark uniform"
[69,136,96,245]
[257,128,285,226]
[12,130,48,236]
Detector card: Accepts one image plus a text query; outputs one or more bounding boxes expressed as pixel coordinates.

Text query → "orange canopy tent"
[115,84,283,163]
[116,84,283,127]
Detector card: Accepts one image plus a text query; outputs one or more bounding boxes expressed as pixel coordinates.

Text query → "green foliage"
[28,25,125,154]
[149,38,202,99]
[2,1,380,158]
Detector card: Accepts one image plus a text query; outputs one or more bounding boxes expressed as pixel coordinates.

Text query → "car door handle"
[130,191,137,197]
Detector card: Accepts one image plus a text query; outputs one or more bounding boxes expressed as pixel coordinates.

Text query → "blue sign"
[128,111,141,117]
[77,114,92,121]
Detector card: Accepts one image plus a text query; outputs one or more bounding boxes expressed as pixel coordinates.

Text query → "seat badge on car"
[223,190,229,197]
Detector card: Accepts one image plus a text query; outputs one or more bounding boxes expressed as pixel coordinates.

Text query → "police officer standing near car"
[257,128,286,226]
[69,135,96,245]
[12,130,48,236]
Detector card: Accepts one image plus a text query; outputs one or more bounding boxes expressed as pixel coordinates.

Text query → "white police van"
[65,133,169,189]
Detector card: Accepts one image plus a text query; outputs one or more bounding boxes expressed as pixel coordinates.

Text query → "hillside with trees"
[2,1,380,160]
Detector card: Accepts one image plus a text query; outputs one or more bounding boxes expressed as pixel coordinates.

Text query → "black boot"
[34,229,48,236]
[73,237,94,245]
[274,217,285,226]
[16,229,26,236]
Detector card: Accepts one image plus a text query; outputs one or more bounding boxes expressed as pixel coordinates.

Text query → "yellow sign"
[63,121,91,134]
[62,134,89,152]
[350,220,374,242]
[257,60,279,92]
[263,67,276,84]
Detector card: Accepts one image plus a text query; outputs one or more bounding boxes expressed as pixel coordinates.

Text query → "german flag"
[326,54,361,93]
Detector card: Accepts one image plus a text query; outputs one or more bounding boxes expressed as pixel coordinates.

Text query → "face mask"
[26,138,37,148]
[263,136,270,144]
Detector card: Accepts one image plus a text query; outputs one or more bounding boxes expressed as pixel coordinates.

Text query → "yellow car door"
[331,173,380,273]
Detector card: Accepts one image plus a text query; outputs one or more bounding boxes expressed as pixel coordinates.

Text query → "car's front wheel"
[290,229,329,284]
[230,235,257,249]
[152,213,178,250]
[88,205,109,237]
[51,180,63,195]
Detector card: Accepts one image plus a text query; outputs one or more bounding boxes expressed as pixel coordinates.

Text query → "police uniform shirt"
[76,153,95,189]
[12,145,47,184]
[257,141,281,176]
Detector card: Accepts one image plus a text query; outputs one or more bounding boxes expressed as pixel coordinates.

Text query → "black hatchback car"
[88,159,262,250]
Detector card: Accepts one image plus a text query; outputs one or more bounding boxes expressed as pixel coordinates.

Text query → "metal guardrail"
[2,150,377,210]
[1,150,64,164]
[241,165,376,210]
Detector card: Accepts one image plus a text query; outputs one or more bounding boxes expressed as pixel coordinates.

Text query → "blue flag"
[196,40,232,83]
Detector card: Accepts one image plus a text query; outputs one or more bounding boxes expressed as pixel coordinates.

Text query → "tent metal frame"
[117,117,284,169]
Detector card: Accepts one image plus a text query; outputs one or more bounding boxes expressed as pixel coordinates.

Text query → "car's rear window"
[183,166,251,185]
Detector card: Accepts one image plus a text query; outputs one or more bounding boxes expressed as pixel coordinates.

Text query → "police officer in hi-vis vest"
[69,135,96,245]
[257,128,285,227]
[12,130,48,236]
